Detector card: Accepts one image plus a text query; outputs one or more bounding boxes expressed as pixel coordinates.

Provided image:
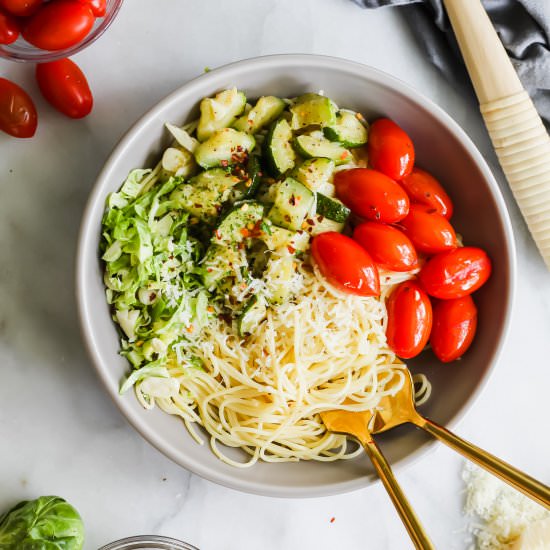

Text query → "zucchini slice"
[308,215,345,236]
[212,201,264,244]
[161,146,197,179]
[201,244,247,290]
[316,193,350,223]
[263,118,296,177]
[238,295,267,336]
[267,177,315,231]
[233,96,287,134]
[290,93,337,130]
[264,254,296,305]
[293,158,335,196]
[197,88,247,142]
[194,128,255,169]
[232,154,264,201]
[260,221,310,252]
[293,134,353,165]
[323,110,368,148]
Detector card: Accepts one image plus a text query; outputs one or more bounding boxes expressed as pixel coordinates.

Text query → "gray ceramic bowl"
[77,54,516,498]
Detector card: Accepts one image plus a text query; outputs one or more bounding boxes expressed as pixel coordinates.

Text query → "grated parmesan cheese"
[463,463,550,549]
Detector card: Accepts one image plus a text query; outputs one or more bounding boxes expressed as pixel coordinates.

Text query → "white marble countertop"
[1,1,550,548]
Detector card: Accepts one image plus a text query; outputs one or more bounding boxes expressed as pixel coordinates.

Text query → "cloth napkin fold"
[351,0,550,125]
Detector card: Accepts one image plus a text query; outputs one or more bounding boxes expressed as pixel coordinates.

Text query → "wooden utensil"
[443,0,550,269]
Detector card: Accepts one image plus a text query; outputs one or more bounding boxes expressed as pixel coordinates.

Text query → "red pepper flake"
[215,229,222,240]
[289,194,296,206]
[220,160,229,168]
[236,145,244,153]
[287,245,296,254]
[330,517,335,524]
[240,228,250,237]
[340,151,350,160]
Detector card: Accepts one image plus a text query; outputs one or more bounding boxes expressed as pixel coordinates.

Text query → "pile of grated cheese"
[463,463,550,549]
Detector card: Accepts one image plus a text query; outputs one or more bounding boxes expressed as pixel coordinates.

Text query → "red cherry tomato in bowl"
[353,222,418,272]
[77,0,105,16]
[400,167,454,219]
[368,118,415,180]
[0,9,19,44]
[0,77,37,138]
[311,232,380,297]
[431,295,478,363]
[334,168,410,223]
[419,247,492,299]
[0,0,42,17]
[36,58,93,118]
[386,280,432,359]
[400,203,457,255]
[22,0,95,50]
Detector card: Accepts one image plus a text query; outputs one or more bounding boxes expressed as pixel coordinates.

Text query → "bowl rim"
[76,53,517,498]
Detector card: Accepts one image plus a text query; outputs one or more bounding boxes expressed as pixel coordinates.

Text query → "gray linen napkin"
[351,0,550,125]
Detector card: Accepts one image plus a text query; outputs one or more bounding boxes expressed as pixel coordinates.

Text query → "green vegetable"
[263,118,296,177]
[290,93,337,129]
[323,110,368,148]
[0,496,84,550]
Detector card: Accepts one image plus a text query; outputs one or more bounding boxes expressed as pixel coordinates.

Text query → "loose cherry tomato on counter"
[353,222,418,272]
[0,8,19,44]
[400,167,454,219]
[430,295,478,363]
[311,232,380,297]
[0,0,42,17]
[77,0,105,17]
[419,247,491,299]
[0,77,37,138]
[386,280,432,359]
[334,168,410,223]
[22,1,95,50]
[400,203,457,255]
[368,118,415,180]
[36,58,93,118]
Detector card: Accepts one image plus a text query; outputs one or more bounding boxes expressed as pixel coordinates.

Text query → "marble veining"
[1,1,550,549]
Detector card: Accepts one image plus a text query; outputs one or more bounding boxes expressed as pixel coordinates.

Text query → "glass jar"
[98,535,199,550]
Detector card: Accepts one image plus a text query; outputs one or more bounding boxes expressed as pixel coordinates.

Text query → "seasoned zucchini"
[263,118,296,177]
[232,154,264,201]
[293,158,335,196]
[293,134,352,165]
[233,96,286,134]
[213,201,264,244]
[260,221,310,252]
[201,244,247,289]
[194,128,255,169]
[161,146,197,179]
[197,88,247,142]
[290,93,337,130]
[323,110,368,148]
[316,193,350,223]
[264,254,296,305]
[238,295,267,336]
[307,215,345,236]
[267,177,315,231]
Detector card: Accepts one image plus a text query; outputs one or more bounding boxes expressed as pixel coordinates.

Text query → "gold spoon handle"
[363,437,435,549]
[416,417,550,509]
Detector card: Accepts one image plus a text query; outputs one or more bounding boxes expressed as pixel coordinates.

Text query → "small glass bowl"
[0,0,124,63]
[98,535,199,550]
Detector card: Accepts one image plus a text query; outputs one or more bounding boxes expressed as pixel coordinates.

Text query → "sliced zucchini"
[293,134,353,165]
[233,96,286,134]
[201,244,247,289]
[238,295,267,336]
[197,88,247,142]
[212,201,264,245]
[267,177,315,231]
[232,154,264,200]
[316,193,350,223]
[169,168,240,223]
[293,158,335,196]
[290,93,337,130]
[194,128,255,169]
[307,215,345,236]
[263,118,296,177]
[161,146,197,179]
[323,110,368,148]
[260,221,310,252]
[264,254,296,305]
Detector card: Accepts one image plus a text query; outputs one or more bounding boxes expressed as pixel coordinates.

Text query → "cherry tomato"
[311,232,380,297]
[419,247,492,299]
[368,118,415,180]
[0,9,19,43]
[334,168,410,223]
[400,204,457,255]
[386,280,432,359]
[353,222,418,272]
[22,1,94,51]
[77,0,105,17]
[400,167,454,219]
[36,58,93,119]
[0,0,42,17]
[430,296,478,363]
[0,78,37,138]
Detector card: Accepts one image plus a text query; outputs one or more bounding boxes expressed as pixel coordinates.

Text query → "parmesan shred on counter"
[463,463,550,549]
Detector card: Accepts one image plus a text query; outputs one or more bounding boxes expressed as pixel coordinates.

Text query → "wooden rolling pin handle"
[481,92,550,269]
